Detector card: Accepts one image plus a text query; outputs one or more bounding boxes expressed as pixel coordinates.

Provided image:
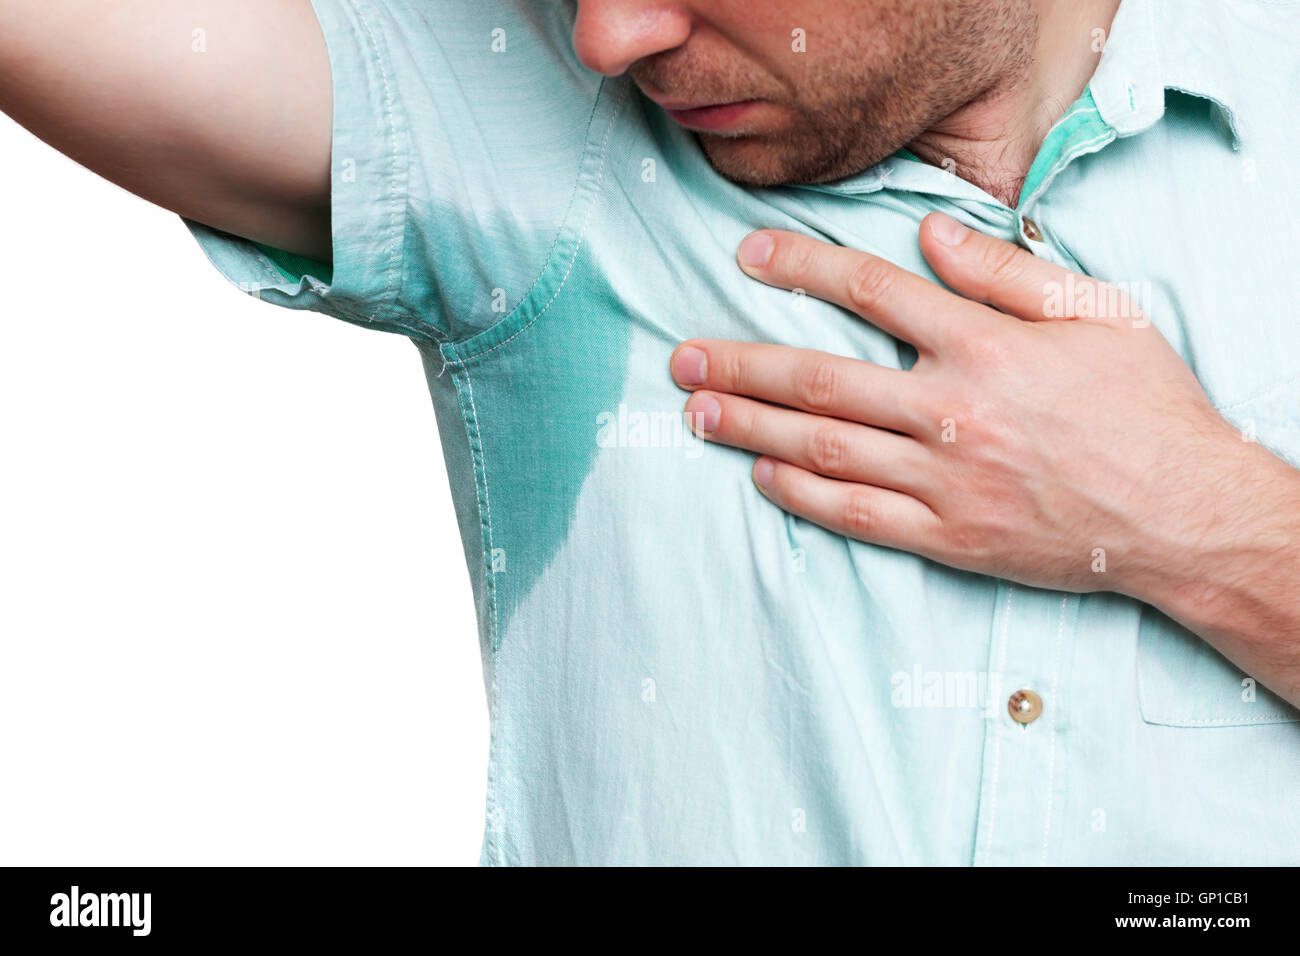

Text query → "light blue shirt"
[185,0,1300,864]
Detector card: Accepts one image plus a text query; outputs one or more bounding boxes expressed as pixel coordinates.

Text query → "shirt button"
[1021,216,1044,242]
[1007,689,1043,724]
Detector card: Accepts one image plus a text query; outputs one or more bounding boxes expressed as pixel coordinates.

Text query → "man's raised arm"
[0,0,333,262]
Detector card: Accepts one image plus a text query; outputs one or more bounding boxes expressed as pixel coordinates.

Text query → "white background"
[0,115,486,865]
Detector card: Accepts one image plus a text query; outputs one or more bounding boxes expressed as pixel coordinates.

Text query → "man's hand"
[670,212,1300,704]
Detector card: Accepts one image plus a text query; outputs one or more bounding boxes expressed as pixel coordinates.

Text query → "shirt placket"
[973,583,1081,865]
[969,92,1122,866]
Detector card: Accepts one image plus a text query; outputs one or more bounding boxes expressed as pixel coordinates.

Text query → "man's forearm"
[1133,439,1300,707]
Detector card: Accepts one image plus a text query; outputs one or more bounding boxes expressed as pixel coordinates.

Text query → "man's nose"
[572,1,692,76]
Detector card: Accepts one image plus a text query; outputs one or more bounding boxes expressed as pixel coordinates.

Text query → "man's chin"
[696,133,807,186]
[696,130,875,188]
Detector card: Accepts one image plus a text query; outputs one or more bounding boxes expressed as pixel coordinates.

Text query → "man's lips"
[663,100,760,131]
[640,87,763,131]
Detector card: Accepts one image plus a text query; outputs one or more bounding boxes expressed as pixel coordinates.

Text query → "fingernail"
[686,394,721,434]
[753,457,774,489]
[930,212,969,247]
[672,345,707,386]
[738,232,774,269]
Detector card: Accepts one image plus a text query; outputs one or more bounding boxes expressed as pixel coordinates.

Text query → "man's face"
[572,0,1035,186]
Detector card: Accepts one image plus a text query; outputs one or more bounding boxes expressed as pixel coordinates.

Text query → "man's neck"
[907,0,1121,207]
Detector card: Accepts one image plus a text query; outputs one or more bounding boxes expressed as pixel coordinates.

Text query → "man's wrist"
[1125,434,1300,703]
[1136,438,1294,618]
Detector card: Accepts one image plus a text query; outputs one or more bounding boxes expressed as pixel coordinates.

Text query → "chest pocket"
[1137,378,1300,727]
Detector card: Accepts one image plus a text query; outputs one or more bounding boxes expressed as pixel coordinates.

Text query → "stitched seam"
[1145,712,1298,726]
[980,584,1015,866]
[484,637,505,864]
[462,371,498,649]
[351,0,407,325]
[1043,129,1115,183]
[1039,594,1069,865]
[451,363,505,864]
[1056,104,1102,126]
[457,84,611,351]
[444,82,631,366]
[1217,372,1300,412]
[1020,125,1116,210]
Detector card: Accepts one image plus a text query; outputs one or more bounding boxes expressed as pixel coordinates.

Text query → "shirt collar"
[791,0,1248,202]
[1090,0,1246,148]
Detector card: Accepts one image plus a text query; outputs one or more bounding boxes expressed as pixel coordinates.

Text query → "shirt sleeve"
[181,0,602,344]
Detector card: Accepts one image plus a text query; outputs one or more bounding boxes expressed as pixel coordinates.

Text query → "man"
[2,0,1297,865]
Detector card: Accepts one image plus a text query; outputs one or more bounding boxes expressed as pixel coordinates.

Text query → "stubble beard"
[683,1,1038,187]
